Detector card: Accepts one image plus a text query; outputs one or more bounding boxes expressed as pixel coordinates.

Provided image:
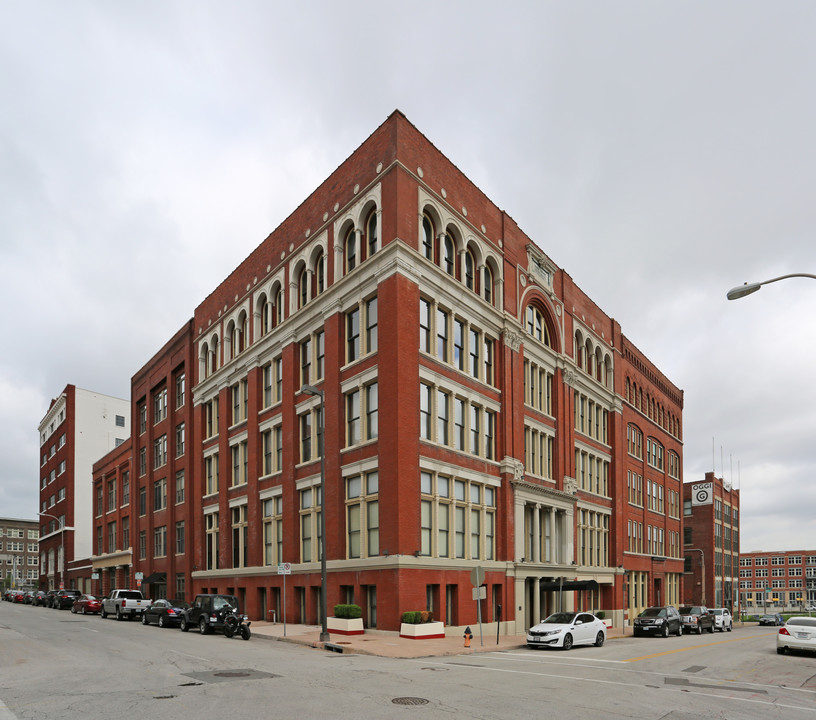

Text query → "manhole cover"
[392,697,430,706]
[214,671,250,678]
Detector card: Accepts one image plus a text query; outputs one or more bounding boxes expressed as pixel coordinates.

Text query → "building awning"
[538,579,599,592]
[142,572,166,584]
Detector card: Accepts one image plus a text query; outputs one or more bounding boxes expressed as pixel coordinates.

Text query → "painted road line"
[625,632,777,663]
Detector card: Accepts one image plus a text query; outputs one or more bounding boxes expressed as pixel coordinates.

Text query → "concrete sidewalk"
[249,621,633,658]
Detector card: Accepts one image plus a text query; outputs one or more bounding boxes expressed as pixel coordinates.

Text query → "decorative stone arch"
[332,215,358,282]
[521,289,561,353]
[199,329,221,380]
[224,301,250,360]
[356,196,381,258]
[603,353,613,390]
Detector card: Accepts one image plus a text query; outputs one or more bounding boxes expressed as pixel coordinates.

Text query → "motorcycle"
[222,605,252,640]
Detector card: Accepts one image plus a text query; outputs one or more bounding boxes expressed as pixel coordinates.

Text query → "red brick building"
[739,549,816,613]
[86,111,684,633]
[38,384,130,592]
[682,472,740,612]
[91,322,194,600]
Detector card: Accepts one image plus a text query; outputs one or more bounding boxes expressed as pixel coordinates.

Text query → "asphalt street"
[1,601,814,720]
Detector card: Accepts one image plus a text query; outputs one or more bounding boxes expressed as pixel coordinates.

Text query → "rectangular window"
[153,526,167,557]
[206,513,219,570]
[139,447,146,476]
[232,505,248,568]
[300,337,312,387]
[231,440,248,487]
[175,423,185,457]
[437,389,449,445]
[346,389,361,446]
[346,471,379,559]
[153,435,167,469]
[153,477,167,512]
[436,308,448,361]
[347,308,360,362]
[231,380,248,425]
[153,387,167,424]
[263,496,284,566]
[299,487,322,563]
[205,453,219,495]
[139,487,146,516]
[420,383,432,440]
[139,404,147,434]
[139,530,146,560]
[175,470,185,504]
[205,397,219,438]
[453,319,465,371]
[122,517,129,549]
[175,373,186,408]
[420,298,431,353]
[315,330,325,380]
[175,521,185,554]
[365,297,377,353]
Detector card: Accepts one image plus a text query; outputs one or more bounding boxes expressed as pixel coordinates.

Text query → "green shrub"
[401,610,435,624]
[333,603,362,619]
[595,611,606,620]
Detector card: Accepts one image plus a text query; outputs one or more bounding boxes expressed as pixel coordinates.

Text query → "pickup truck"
[101,589,151,621]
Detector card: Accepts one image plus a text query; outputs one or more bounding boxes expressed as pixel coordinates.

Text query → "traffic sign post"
[470,566,485,646]
[277,562,291,636]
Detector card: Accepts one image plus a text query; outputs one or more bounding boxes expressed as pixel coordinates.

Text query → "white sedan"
[777,616,816,655]
[527,612,607,650]
[712,608,733,632]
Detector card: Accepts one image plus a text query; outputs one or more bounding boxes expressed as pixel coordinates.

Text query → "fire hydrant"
[464,626,473,648]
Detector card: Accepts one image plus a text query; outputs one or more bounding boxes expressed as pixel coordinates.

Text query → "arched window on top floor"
[625,377,631,402]
[465,249,476,292]
[273,286,283,326]
[258,294,271,338]
[442,234,455,276]
[298,267,308,309]
[209,337,219,375]
[484,264,494,305]
[422,214,435,261]
[366,209,378,259]
[200,342,210,379]
[235,311,248,355]
[345,226,357,273]
[314,251,325,297]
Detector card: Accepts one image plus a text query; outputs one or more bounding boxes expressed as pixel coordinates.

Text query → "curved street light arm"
[727,273,816,300]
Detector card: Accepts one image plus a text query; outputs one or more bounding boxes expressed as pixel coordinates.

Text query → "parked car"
[679,606,715,634]
[633,606,682,637]
[44,589,60,608]
[32,591,48,606]
[759,613,785,626]
[712,608,733,632]
[56,589,82,610]
[526,611,607,650]
[805,605,816,612]
[23,591,36,604]
[13,591,26,604]
[179,594,240,634]
[777,616,816,655]
[101,589,151,620]
[71,594,102,615]
[141,599,190,628]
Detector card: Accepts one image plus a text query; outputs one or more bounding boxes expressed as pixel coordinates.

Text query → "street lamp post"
[686,548,706,606]
[39,512,65,590]
[726,273,816,300]
[302,384,329,643]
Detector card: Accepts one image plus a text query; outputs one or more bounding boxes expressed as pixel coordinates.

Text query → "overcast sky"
[2,1,815,553]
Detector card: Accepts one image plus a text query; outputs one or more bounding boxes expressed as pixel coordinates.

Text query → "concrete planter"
[327,617,364,635]
[399,621,445,639]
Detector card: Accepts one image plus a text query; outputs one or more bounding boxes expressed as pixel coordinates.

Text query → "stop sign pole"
[470,567,485,646]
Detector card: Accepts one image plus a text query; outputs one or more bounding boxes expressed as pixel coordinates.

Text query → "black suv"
[679,605,715,634]
[56,589,82,610]
[633,606,682,637]
[179,594,239,635]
